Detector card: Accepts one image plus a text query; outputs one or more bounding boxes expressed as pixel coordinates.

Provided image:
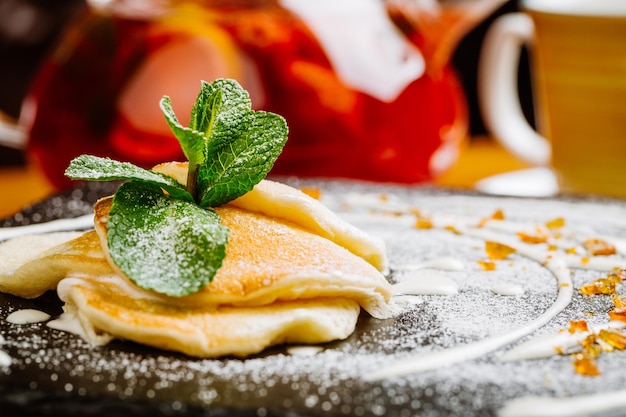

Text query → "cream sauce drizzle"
[363,213,578,381]
[47,309,112,346]
[47,307,90,340]
[6,309,51,325]
[392,271,459,296]
[364,247,573,380]
[341,194,626,413]
[502,321,626,361]
[497,390,626,417]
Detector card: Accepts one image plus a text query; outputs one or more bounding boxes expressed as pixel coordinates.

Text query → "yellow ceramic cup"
[479,0,626,198]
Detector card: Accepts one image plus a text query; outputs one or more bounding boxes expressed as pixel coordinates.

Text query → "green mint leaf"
[161,79,253,202]
[160,95,206,168]
[65,155,194,203]
[107,182,229,297]
[189,79,251,141]
[198,110,288,207]
[160,96,206,199]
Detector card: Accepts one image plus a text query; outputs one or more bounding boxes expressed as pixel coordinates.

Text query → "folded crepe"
[0,172,392,357]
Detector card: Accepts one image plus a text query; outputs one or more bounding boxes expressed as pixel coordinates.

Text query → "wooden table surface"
[0,138,530,219]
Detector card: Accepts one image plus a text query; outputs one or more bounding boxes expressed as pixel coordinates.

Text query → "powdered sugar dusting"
[2,181,626,416]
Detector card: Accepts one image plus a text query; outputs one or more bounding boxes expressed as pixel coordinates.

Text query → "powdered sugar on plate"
[1,180,626,416]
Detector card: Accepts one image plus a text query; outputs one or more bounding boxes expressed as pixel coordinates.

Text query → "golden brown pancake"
[93,197,392,318]
[153,162,388,271]
[0,179,392,357]
[0,231,111,298]
[57,274,361,357]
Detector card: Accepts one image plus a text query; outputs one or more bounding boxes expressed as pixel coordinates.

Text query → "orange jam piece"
[568,320,589,333]
[573,352,601,376]
[546,217,565,229]
[583,238,617,256]
[598,329,626,350]
[477,260,496,271]
[485,241,516,260]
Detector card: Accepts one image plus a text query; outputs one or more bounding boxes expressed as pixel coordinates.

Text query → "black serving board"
[2,180,626,417]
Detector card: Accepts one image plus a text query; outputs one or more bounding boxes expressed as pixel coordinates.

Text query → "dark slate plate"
[2,180,626,417]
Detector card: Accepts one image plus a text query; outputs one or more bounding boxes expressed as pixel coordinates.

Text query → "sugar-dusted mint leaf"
[64,79,289,298]
[160,95,206,168]
[65,155,194,203]
[160,79,253,202]
[198,110,288,207]
[188,79,251,142]
[107,182,229,297]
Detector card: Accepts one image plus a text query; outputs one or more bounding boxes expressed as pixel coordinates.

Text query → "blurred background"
[0,0,533,167]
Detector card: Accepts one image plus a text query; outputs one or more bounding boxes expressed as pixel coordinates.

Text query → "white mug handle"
[478,12,550,166]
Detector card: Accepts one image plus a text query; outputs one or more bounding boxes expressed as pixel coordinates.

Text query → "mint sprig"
[65,155,194,203]
[65,78,288,297]
[107,182,229,297]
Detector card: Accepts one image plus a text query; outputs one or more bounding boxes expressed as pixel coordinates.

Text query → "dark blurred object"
[0,0,84,166]
[0,0,532,169]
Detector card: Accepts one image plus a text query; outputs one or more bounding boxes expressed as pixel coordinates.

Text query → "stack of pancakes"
[0,165,392,357]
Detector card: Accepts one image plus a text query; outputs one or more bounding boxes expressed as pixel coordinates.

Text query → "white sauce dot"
[491,283,525,296]
[0,350,11,367]
[287,346,324,357]
[6,309,51,324]
[393,272,459,296]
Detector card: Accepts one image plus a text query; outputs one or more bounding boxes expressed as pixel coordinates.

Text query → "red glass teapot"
[19,0,505,189]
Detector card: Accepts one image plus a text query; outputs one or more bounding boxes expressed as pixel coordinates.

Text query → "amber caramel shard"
[491,209,505,221]
[598,329,626,350]
[545,217,565,229]
[583,238,617,256]
[573,352,601,376]
[581,334,602,358]
[568,320,589,334]
[477,260,496,271]
[580,279,617,296]
[478,209,505,227]
[445,225,462,235]
[579,273,621,296]
[485,241,516,260]
[516,229,549,244]
[613,294,626,308]
[415,217,433,229]
[608,308,626,323]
